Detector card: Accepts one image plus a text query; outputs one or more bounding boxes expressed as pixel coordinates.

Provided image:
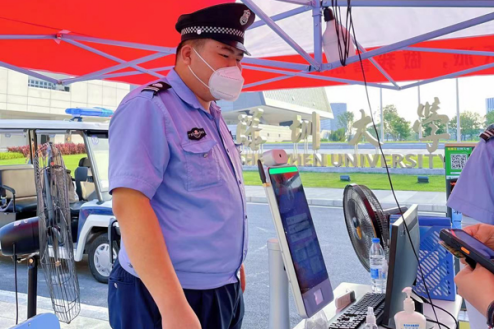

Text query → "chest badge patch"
[187,127,207,141]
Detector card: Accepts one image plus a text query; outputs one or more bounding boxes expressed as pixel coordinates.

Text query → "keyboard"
[328,293,386,329]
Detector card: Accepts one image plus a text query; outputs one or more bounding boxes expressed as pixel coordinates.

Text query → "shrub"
[7,146,30,157]
[7,143,86,156]
[0,152,25,160]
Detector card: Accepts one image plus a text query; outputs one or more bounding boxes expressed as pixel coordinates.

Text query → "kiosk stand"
[268,238,290,329]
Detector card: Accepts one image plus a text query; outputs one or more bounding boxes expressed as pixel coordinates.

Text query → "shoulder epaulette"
[480,127,494,142]
[141,81,171,96]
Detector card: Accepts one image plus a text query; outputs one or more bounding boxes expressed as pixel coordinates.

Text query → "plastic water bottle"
[369,238,386,293]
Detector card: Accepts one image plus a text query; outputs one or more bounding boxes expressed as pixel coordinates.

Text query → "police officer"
[448,124,494,328]
[107,4,254,329]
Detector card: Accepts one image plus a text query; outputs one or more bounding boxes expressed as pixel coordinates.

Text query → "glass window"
[36,132,88,179]
[86,134,109,193]
[0,131,30,166]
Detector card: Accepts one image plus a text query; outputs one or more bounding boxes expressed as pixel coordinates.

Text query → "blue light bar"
[65,107,114,118]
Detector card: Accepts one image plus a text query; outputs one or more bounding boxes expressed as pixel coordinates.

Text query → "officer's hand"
[240,264,246,293]
[455,264,494,316]
[463,224,494,250]
[161,304,201,329]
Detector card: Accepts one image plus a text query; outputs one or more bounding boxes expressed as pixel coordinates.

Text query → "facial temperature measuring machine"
[258,151,334,326]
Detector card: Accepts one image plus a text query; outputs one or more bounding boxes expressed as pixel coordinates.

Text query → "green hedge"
[0,152,25,160]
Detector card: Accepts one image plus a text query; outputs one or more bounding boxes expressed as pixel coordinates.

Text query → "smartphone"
[440,228,494,273]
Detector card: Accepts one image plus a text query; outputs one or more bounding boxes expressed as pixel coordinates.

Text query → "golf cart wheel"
[88,233,117,283]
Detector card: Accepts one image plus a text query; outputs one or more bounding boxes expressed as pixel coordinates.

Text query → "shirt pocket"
[182,139,221,191]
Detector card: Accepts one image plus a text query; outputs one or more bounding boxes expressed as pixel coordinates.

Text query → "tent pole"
[354,40,399,88]
[320,12,494,71]
[242,0,319,69]
[64,39,164,79]
[248,6,311,30]
[399,62,494,90]
[456,78,461,142]
[418,86,422,140]
[320,1,494,7]
[62,34,175,53]
[313,0,323,65]
[404,47,494,57]
[242,64,400,90]
[380,88,384,140]
[0,61,59,84]
[100,66,174,80]
[244,73,303,89]
[62,52,169,84]
[0,35,54,40]
[242,58,309,71]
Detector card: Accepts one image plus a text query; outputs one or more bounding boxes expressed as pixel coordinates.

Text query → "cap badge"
[240,10,251,26]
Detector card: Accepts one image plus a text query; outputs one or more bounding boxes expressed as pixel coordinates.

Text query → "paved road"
[0,204,371,328]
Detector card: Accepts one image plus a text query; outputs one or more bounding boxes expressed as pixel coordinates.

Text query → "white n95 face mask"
[188,48,244,102]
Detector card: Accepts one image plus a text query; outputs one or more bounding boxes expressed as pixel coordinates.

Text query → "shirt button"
[227,149,230,153]
[203,153,208,158]
[238,180,242,184]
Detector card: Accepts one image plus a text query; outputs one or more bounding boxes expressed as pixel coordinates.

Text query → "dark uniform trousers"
[108,259,245,329]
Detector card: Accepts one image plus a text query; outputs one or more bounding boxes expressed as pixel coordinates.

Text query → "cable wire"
[417,289,459,329]
[329,1,442,327]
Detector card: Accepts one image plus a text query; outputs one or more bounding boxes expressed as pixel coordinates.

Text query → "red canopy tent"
[1,0,494,91]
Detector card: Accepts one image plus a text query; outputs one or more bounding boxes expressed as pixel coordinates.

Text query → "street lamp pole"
[456,78,461,142]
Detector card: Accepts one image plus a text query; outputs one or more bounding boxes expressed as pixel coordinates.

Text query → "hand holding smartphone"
[440,228,494,273]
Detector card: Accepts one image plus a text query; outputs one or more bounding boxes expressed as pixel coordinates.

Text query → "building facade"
[0,68,130,150]
[487,97,494,114]
[217,87,333,142]
[0,68,130,122]
[321,103,347,132]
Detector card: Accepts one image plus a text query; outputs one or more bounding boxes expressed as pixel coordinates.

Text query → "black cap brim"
[216,39,251,56]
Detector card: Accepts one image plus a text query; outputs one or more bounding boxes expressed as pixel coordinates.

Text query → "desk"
[295,283,462,329]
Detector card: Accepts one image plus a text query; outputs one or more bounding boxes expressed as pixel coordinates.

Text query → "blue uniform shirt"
[447,125,494,224]
[108,69,247,290]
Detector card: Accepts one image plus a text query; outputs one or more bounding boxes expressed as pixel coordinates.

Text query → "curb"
[246,196,446,213]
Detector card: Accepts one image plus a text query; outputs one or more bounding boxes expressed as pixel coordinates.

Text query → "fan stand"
[16,253,40,319]
[27,255,39,319]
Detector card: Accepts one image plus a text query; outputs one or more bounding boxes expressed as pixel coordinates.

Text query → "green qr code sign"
[445,145,475,179]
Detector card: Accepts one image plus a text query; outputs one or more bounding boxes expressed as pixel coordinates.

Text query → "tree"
[423,114,447,137]
[450,111,483,140]
[486,111,494,127]
[390,116,411,141]
[367,124,379,139]
[337,112,354,139]
[382,104,411,141]
[329,128,346,142]
[383,105,398,140]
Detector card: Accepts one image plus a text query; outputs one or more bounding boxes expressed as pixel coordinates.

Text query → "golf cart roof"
[0,120,109,131]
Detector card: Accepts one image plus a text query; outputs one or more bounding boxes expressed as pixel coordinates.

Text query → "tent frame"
[0,0,494,90]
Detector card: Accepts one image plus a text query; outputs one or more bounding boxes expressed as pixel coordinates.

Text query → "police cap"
[175,3,255,56]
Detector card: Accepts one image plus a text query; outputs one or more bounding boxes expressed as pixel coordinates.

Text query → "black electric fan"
[0,143,80,323]
[343,184,405,271]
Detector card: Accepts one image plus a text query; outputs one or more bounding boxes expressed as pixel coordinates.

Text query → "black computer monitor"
[381,204,420,328]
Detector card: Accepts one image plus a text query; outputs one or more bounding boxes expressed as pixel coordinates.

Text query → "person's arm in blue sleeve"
[109,96,201,329]
[447,139,494,224]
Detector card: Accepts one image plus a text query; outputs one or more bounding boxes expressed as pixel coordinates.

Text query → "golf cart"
[0,118,118,283]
